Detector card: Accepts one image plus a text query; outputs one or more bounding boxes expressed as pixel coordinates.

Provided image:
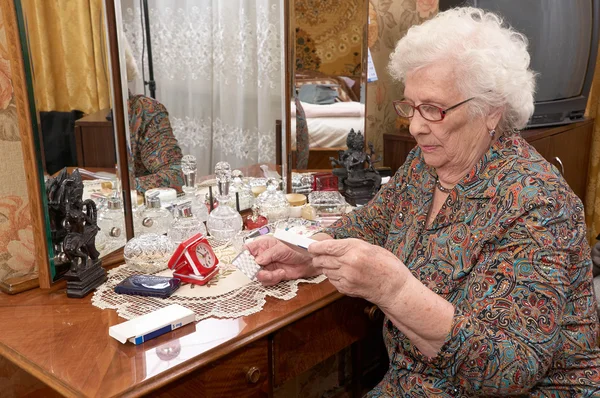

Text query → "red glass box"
[311,172,338,191]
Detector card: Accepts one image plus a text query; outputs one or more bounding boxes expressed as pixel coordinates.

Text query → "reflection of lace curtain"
[121,0,282,175]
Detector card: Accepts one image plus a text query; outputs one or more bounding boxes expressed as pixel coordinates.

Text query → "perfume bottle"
[229,170,254,211]
[207,162,243,241]
[256,178,290,222]
[244,204,268,230]
[136,192,172,235]
[167,203,207,246]
[97,195,126,248]
[181,154,209,223]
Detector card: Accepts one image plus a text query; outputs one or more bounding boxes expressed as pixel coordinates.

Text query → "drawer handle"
[246,366,261,384]
[553,156,565,176]
[364,305,381,321]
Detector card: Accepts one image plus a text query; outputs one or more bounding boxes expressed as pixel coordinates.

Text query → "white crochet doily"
[91,232,326,321]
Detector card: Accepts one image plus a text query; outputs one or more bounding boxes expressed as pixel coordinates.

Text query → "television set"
[439,0,600,128]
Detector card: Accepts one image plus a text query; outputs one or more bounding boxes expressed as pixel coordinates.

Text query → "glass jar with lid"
[124,233,176,273]
[255,178,290,222]
[228,170,254,211]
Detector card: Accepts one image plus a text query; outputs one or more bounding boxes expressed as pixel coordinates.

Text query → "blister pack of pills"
[232,249,262,281]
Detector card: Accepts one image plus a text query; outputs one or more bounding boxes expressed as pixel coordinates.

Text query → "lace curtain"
[121,0,282,176]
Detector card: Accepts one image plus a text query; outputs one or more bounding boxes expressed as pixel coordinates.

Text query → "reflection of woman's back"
[127,94,184,194]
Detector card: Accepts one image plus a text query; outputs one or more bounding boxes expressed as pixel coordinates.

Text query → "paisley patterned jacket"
[324,133,600,397]
[128,94,184,194]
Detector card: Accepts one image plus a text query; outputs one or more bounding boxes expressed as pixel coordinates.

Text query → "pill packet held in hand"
[232,249,262,281]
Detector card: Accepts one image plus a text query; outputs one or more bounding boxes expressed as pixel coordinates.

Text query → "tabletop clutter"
[63,155,370,344]
[48,155,386,344]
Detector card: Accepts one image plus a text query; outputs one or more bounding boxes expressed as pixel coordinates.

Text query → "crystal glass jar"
[124,233,176,273]
[207,162,243,241]
[135,194,172,235]
[167,204,207,246]
[308,191,347,216]
[228,170,254,211]
[256,178,290,222]
[97,196,126,248]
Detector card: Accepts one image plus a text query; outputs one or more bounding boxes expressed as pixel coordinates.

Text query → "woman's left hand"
[308,238,410,306]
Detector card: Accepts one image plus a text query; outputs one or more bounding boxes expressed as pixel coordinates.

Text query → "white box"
[109,304,196,345]
[273,229,317,250]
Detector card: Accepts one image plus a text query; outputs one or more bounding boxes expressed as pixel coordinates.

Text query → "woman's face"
[404,62,497,176]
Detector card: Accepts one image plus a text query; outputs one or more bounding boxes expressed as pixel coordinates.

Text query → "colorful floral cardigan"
[324,134,600,397]
[128,94,184,193]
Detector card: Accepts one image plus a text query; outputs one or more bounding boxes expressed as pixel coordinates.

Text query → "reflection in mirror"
[118,0,284,236]
[18,0,126,281]
[288,0,369,184]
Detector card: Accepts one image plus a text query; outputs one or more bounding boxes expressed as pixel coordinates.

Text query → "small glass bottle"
[167,203,207,246]
[181,154,209,223]
[97,196,127,249]
[244,204,268,230]
[256,178,290,222]
[207,162,243,241]
[229,170,254,211]
[136,193,172,235]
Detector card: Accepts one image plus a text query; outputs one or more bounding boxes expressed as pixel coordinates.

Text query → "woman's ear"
[485,106,504,131]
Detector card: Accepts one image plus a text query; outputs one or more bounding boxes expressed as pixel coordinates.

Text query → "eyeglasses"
[393,97,475,122]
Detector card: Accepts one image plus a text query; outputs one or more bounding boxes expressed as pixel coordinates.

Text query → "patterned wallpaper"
[294,0,366,77]
[365,0,438,160]
[0,3,37,285]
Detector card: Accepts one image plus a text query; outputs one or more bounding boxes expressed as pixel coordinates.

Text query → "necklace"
[435,179,453,194]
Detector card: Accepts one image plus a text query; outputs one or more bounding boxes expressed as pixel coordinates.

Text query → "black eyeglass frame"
[392,97,476,122]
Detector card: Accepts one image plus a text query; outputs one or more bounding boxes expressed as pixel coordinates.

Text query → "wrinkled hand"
[308,238,409,305]
[245,236,319,286]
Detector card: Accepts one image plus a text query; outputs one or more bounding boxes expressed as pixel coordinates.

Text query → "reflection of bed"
[291,101,365,148]
[291,71,365,169]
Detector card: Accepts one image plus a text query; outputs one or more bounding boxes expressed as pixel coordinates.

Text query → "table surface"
[0,274,341,397]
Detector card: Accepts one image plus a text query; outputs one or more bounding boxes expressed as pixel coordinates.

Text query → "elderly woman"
[247,7,600,396]
[128,93,184,194]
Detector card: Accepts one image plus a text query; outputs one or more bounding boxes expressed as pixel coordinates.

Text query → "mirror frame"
[284,0,370,192]
[9,0,134,289]
[4,0,51,290]
[104,0,134,244]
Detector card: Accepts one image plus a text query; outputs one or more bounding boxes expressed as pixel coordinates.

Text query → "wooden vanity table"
[0,275,385,397]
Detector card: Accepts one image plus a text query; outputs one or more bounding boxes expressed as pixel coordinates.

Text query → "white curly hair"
[389,7,536,134]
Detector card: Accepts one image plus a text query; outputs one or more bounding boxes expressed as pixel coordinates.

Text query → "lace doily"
[92,232,326,321]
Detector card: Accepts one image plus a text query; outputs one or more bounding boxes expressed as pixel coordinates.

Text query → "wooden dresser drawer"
[152,338,269,398]
[272,296,382,386]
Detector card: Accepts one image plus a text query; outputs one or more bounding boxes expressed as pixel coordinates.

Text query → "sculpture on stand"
[46,169,107,298]
[330,129,382,206]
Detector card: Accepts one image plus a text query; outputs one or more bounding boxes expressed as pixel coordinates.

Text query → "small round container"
[286,193,307,218]
[124,233,177,273]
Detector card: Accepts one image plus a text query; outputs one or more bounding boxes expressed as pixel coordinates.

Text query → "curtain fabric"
[585,45,600,244]
[122,0,282,176]
[20,0,110,114]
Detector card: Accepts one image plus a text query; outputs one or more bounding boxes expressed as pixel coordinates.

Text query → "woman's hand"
[308,238,410,306]
[245,236,320,286]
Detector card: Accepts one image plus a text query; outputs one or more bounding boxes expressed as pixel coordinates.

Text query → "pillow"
[298,84,339,105]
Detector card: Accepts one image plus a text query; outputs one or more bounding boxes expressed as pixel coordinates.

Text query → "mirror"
[16,0,128,281]
[116,0,285,235]
[287,0,369,187]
